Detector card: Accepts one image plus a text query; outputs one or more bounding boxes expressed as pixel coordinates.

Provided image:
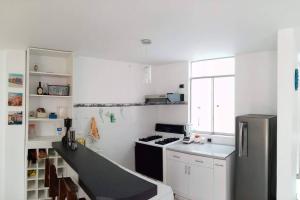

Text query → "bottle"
[37,82,43,95]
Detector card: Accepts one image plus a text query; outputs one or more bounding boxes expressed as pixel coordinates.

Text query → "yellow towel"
[90,117,100,140]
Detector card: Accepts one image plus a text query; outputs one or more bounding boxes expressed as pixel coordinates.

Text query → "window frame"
[189,57,235,136]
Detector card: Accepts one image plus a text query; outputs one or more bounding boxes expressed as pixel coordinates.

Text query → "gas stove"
[135,123,186,181]
[154,137,180,145]
[137,135,181,146]
[139,135,163,142]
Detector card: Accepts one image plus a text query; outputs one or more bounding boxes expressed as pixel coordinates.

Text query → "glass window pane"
[191,57,235,77]
[213,77,235,134]
[191,78,212,132]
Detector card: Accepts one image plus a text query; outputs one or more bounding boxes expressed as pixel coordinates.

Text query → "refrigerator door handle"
[243,122,248,157]
[239,122,248,157]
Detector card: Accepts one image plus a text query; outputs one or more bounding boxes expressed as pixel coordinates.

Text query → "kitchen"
[0,1,300,200]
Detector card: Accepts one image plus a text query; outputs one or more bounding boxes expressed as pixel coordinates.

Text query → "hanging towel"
[90,117,100,140]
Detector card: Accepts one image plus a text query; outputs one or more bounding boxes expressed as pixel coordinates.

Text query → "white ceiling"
[0,0,300,64]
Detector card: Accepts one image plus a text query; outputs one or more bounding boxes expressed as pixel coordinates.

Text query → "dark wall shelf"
[74,102,188,108]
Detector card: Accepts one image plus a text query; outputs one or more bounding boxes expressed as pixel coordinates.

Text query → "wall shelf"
[30,94,72,98]
[29,118,64,122]
[73,101,188,108]
[29,71,72,77]
[26,48,73,199]
[28,135,62,143]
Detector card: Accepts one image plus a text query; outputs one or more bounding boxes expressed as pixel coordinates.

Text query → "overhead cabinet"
[166,150,234,200]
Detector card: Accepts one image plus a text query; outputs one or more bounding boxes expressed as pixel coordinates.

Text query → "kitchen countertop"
[166,142,235,159]
[52,142,157,200]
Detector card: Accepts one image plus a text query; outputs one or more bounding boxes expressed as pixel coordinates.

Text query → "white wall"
[0,51,6,200]
[235,51,277,115]
[277,28,298,200]
[2,50,26,200]
[151,62,189,124]
[73,57,153,104]
[73,57,157,170]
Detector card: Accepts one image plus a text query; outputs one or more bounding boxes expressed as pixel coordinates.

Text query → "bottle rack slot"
[26,148,66,199]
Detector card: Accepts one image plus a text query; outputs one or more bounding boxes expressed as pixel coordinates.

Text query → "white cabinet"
[166,150,234,200]
[166,158,189,197]
[213,159,227,200]
[189,164,213,200]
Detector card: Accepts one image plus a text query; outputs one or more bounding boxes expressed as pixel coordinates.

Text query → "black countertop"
[52,142,157,200]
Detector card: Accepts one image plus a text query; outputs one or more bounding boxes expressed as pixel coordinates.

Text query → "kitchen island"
[52,142,159,200]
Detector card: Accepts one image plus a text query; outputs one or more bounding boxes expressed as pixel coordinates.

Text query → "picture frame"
[48,85,70,96]
[8,92,23,106]
[8,111,23,125]
[8,73,23,88]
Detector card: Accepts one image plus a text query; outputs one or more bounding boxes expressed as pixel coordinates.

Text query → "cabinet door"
[166,158,189,197]
[189,164,213,200]
[213,160,227,200]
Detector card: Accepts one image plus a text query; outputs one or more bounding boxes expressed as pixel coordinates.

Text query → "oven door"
[135,143,163,181]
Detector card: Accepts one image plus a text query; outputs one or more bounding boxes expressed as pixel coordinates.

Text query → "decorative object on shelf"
[90,117,100,141]
[295,68,299,91]
[33,64,39,72]
[28,149,37,164]
[38,149,47,159]
[56,127,63,136]
[29,111,35,118]
[36,107,47,118]
[49,112,58,119]
[8,92,23,106]
[43,83,48,95]
[8,111,23,125]
[28,124,36,137]
[8,73,23,88]
[48,85,70,96]
[27,170,37,178]
[37,81,43,95]
[57,106,68,118]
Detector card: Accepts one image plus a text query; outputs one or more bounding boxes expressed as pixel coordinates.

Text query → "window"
[190,57,235,135]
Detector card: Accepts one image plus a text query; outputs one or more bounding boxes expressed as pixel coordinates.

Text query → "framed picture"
[8,92,23,106]
[48,85,70,96]
[8,111,23,125]
[8,73,23,88]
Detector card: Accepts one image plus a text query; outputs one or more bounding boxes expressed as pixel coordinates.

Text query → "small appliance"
[145,93,184,104]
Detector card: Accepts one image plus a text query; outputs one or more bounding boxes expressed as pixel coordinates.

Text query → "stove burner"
[155,137,180,145]
[139,135,163,142]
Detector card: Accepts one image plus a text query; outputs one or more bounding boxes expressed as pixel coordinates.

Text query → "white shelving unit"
[26,148,66,200]
[25,48,73,200]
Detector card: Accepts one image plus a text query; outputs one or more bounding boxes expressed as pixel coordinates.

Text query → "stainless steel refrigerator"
[235,114,277,200]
